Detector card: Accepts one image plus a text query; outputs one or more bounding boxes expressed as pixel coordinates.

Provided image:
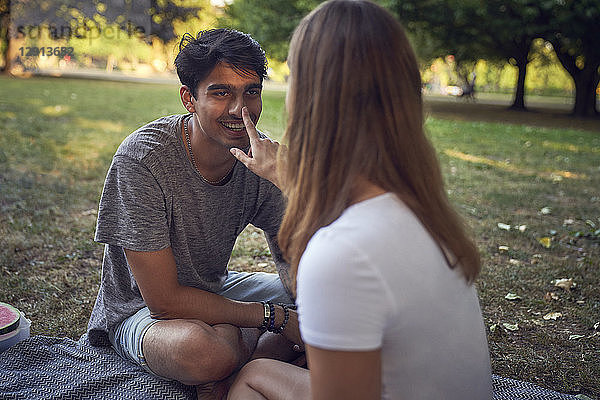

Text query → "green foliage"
[219,0,322,62]
[147,0,202,43]
[2,0,211,72]
[389,0,599,114]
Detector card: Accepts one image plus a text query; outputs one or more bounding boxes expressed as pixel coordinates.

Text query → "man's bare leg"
[227,359,310,400]
[142,319,302,399]
[193,330,303,399]
[251,331,302,363]
[142,319,251,386]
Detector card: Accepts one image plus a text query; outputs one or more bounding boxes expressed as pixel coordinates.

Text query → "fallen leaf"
[505,293,522,301]
[502,323,519,331]
[489,324,497,333]
[538,237,552,248]
[552,174,563,183]
[540,207,552,215]
[553,278,576,291]
[543,312,562,320]
[497,223,511,231]
[498,245,510,252]
[568,334,584,340]
[544,292,559,301]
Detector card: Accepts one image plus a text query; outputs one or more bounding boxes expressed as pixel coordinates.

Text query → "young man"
[87,29,302,396]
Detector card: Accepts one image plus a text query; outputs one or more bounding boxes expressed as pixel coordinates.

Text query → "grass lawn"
[1,75,599,398]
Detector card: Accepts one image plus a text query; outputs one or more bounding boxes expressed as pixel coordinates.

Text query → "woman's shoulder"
[315,193,420,245]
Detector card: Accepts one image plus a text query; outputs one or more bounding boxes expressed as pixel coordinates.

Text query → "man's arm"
[126,246,304,346]
[125,246,265,326]
[264,233,296,301]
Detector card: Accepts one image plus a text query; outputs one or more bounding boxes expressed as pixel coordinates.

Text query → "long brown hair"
[278,0,480,292]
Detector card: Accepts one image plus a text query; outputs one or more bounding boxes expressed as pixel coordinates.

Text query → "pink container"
[0,312,31,353]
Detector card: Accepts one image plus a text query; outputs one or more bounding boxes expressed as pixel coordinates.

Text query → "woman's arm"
[306,345,381,400]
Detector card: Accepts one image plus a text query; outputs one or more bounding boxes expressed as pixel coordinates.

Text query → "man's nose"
[228,94,245,118]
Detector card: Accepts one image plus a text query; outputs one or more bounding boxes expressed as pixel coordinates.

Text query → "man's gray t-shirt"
[87,114,288,346]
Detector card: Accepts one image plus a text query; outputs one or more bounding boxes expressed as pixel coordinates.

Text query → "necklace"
[183,114,236,185]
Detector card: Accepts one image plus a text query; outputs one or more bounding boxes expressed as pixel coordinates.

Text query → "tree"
[0,0,11,70]
[220,0,322,62]
[547,0,599,117]
[391,0,553,110]
[1,0,201,73]
[477,1,553,110]
[148,0,202,44]
[391,0,484,68]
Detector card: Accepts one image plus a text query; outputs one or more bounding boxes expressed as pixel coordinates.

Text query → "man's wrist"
[259,301,271,330]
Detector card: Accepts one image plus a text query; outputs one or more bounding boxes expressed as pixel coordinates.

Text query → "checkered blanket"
[0,335,587,399]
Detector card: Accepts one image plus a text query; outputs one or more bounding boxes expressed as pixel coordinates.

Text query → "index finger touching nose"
[242,106,259,141]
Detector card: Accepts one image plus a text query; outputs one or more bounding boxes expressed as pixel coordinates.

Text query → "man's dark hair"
[174,29,268,98]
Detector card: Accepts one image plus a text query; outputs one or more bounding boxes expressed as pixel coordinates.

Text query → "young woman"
[229,1,492,399]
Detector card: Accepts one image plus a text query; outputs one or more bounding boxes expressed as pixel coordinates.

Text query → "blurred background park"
[1,0,599,116]
[0,0,599,398]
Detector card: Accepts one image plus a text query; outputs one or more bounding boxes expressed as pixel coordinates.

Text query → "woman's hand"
[230,106,285,190]
[282,308,304,349]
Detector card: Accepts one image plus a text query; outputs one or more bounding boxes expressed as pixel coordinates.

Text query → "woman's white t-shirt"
[297,193,492,400]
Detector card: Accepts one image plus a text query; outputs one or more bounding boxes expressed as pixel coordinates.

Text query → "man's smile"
[220,120,246,132]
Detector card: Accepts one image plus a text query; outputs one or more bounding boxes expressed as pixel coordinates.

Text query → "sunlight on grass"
[0,111,17,119]
[444,149,588,180]
[40,105,71,117]
[541,140,600,154]
[74,117,124,133]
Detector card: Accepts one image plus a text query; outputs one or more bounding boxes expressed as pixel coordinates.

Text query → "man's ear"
[180,85,195,113]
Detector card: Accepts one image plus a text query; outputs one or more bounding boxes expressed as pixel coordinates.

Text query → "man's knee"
[145,320,246,385]
[236,358,271,385]
[179,322,245,384]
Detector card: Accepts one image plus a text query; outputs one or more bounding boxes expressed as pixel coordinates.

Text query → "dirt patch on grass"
[425,97,600,133]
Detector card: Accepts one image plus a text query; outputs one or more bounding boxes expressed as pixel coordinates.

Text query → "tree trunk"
[2,35,20,75]
[0,0,10,73]
[510,38,532,111]
[511,59,527,110]
[552,38,600,118]
[572,63,599,117]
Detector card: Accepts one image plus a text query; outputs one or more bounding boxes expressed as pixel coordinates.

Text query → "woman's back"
[297,193,492,399]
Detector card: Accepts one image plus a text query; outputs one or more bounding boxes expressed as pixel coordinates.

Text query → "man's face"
[190,62,262,149]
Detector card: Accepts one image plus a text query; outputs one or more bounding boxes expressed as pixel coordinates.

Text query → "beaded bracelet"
[272,303,290,334]
[268,302,276,331]
[260,301,271,330]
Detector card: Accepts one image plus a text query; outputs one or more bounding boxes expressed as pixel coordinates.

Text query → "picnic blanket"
[0,335,590,400]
